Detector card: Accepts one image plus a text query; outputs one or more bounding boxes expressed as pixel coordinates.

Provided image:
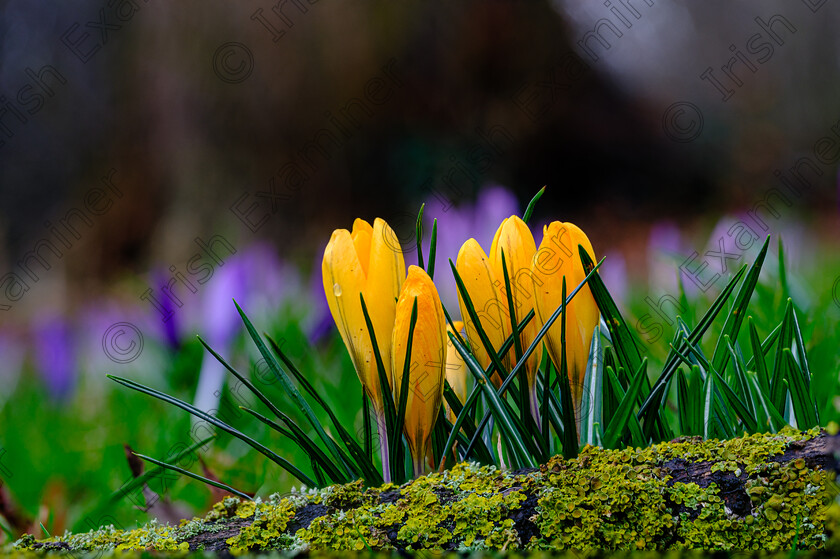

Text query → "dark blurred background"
[5,0,837,318]
[2,0,840,538]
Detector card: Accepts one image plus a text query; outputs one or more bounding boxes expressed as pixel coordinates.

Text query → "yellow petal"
[530,221,599,417]
[364,218,406,387]
[351,218,373,276]
[444,322,468,424]
[322,229,381,410]
[391,265,446,473]
[322,218,408,419]
[455,238,511,387]
[489,216,543,391]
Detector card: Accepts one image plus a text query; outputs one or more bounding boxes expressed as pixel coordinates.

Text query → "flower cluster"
[322,208,600,480]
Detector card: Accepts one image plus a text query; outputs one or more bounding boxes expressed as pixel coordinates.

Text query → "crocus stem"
[529,381,541,432]
[376,413,391,483]
[411,446,427,478]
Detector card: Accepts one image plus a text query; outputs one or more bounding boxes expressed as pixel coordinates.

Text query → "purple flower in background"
[152,270,182,350]
[77,300,156,378]
[191,242,299,415]
[647,220,684,295]
[600,250,628,305]
[418,184,520,312]
[308,252,335,345]
[31,316,77,401]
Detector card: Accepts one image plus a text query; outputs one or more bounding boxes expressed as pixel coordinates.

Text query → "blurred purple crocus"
[600,250,628,305]
[31,316,77,401]
[647,220,685,296]
[417,184,520,312]
[152,269,182,351]
[191,243,297,415]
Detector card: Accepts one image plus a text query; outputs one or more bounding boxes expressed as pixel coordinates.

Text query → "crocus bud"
[322,217,405,478]
[455,239,511,388]
[530,221,599,436]
[391,266,446,477]
[489,215,544,425]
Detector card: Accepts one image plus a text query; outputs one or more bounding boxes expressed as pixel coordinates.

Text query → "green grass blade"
[459,319,526,460]
[197,335,286,421]
[602,361,620,430]
[603,358,648,448]
[448,331,535,468]
[442,381,494,464]
[556,277,578,458]
[783,349,818,429]
[439,383,485,468]
[133,452,253,501]
[538,373,568,442]
[500,250,528,425]
[106,435,216,505]
[240,406,348,484]
[779,237,790,301]
[360,292,398,481]
[542,359,552,447]
[234,301,352,477]
[638,264,747,429]
[677,368,692,436]
[107,375,317,487]
[670,342,749,435]
[702,372,716,440]
[710,236,769,373]
[428,218,438,280]
[363,390,372,461]
[747,317,771,394]
[688,365,704,436]
[416,203,425,271]
[266,335,382,485]
[709,369,758,434]
[744,320,781,373]
[790,306,812,388]
[450,259,511,387]
[746,373,787,432]
[578,246,643,380]
[522,186,546,224]
[770,300,795,413]
[726,337,757,420]
[392,297,419,483]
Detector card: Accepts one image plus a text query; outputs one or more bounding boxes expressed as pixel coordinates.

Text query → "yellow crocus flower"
[391,265,446,477]
[322,217,405,466]
[489,215,544,425]
[454,239,512,388]
[530,221,600,437]
[444,320,468,424]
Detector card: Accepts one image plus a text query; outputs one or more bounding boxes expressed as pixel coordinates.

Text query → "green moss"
[226,497,300,554]
[7,428,838,554]
[535,448,675,549]
[298,462,528,551]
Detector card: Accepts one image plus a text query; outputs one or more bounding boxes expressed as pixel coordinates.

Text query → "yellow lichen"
[8,428,838,554]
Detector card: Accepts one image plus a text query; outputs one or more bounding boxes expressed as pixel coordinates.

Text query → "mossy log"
[18,428,840,554]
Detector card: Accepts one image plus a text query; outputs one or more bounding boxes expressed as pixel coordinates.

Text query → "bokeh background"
[1,0,839,540]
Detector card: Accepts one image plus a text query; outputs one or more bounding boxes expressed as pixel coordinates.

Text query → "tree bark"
[31,431,840,554]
